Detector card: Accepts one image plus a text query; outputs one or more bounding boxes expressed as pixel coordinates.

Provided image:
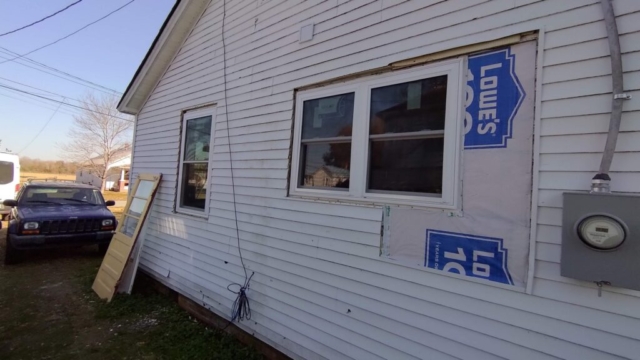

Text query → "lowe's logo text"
[464,48,525,149]
[424,230,514,285]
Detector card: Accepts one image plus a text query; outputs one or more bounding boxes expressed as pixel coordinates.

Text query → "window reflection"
[368,75,447,195]
[370,75,447,134]
[299,93,354,189]
[369,138,444,194]
[181,163,208,209]
[300,143,351,189]
[184,116,211,161]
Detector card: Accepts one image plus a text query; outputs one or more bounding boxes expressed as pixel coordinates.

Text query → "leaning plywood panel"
[93,173,162,301]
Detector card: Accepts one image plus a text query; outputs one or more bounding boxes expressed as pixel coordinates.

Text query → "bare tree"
[61,93,132,190]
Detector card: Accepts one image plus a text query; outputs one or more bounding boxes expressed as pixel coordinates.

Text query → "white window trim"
[290,58,465,209]
[176,106,216,217]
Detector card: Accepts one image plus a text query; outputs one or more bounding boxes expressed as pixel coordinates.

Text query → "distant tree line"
[20,157,80,174]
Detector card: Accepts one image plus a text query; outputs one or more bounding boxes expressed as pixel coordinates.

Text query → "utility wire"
[17,99,65,154]
[0,0,83,37]
[0,0,136,66]
[0,50,121,95]
[220,0,254,324]
[0,76,90,106]
[0,84,133,122]
[0,91,80,117]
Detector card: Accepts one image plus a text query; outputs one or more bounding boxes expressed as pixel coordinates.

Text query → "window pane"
[302,93,354,139]
[299,143,350,189]
[23,187,103,205]
[368,138,444,194]
[122,215,138,237]
[0,161,13,185]
[135,180,154,199]
[184,116,212,161]
[180,163,208,210]
[127,198,145,217]
[370,75,447,135]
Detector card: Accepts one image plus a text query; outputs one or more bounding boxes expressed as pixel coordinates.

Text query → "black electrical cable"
[0,0,136,65]
[0,84,133,122]
[0,0,83,37]
[0,76,93,106]
[220,0,254,324]
[0,50,121,95]
[17,99,65,154]
[227,272,254,322]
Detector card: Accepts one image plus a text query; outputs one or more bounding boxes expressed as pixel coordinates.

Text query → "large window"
[290,59,463,208]
[177,107,215,215]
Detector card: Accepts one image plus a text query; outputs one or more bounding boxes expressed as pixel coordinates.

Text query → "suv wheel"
[4,235,23,265]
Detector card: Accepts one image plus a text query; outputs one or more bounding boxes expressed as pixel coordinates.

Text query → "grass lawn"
[102,190,129,202]
[0,224,262,360]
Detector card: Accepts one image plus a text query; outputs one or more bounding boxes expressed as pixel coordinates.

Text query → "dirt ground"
[0,222,262,360]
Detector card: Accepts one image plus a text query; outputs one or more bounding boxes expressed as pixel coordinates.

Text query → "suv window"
[22,187,104,205]
[0,161,13,185]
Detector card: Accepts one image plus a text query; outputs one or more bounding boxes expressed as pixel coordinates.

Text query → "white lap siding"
[132,1,640,359]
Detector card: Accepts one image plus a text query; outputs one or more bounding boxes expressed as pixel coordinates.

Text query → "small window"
[290,59,463,208]
[0,161,13,185]
[177,107,215,215]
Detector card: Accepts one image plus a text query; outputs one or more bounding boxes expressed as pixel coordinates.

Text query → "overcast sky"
[0,0,174,160]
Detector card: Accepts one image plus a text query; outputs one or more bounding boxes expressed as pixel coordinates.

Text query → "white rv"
[0,152,20,220]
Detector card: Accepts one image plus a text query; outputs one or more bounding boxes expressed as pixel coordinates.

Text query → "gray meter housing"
[561,192,640,291]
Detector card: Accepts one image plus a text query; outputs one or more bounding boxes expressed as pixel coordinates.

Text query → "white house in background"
[75,147,131,191]
[117,1,640,359]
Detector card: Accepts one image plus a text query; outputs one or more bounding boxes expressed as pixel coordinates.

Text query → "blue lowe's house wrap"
[425,230,513,285]
[381,41,536,288]
[465,48,525,149]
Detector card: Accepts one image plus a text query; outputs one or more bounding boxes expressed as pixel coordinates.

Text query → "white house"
[117,1,640,359]
[75,147,131,191]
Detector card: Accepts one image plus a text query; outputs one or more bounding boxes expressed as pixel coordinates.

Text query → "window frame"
[176,107,216,217]
[290,58,465,209]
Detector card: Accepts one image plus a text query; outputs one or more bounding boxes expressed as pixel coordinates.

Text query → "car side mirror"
[2,199,17,207]
[105,200,116,207]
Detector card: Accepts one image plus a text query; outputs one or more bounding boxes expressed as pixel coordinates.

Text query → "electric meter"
[577,215,626,250]
[562,192,640,291]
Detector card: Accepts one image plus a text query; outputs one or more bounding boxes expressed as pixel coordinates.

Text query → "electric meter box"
[561,192,640,291]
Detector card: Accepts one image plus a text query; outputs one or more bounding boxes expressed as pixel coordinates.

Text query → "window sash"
[290,58,463,208]
[369,130,444,141]
[300,136,352,144]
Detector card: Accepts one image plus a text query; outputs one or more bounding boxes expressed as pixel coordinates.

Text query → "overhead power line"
[0,0,83,38]
[0,48,121,95]
[18,99,66,154]
[0,84,133,122]
[0,0,136,65]
[0,90,80,117]
[0,76,90,105]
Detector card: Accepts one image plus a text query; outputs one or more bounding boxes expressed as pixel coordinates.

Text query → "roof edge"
[117,0,210,115]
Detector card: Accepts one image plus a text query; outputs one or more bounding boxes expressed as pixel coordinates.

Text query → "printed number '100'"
[442,248,494,277]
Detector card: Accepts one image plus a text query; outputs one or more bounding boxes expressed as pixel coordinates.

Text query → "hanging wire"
[0,0,136,65]
[220,0,254,323]
[0,0,83,37]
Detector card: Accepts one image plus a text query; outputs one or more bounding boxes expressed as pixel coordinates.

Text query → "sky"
[0,0,175,160]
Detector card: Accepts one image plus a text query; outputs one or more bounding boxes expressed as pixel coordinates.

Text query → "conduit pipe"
[592,0,631,193]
